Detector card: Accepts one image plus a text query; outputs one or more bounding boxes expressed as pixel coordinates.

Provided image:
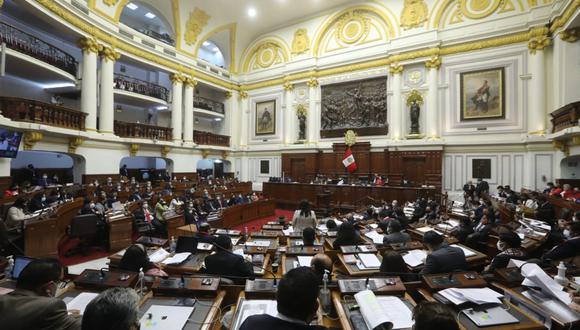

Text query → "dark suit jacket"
[240,314,327,330]
[204,251,254,284]
[420,244,467,275]
[536,202,556,224]
[383,232,411,245]
[543,237,580,261]
[0,289,81,330]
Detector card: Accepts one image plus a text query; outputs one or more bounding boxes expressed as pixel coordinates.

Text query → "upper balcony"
[114,73,169,108]
[194,96,225,115]
[193,130,230,147]
[0,21,78,79]
[114,120,172,141]
[551,101,580,133]
[0,96,86,131]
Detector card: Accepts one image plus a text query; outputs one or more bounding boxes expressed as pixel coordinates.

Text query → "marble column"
[425,57,441,138]
[239,91,249,148]
[78,37,101,131]
[306,78,319,144]
[283,82,295,144]
[98,46,120,134]
[527,35,550,134]
[389,63,404,139]
[182,77,196,143]
[170,73,184,141]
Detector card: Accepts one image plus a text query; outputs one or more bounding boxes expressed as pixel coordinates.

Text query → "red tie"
[145,209,152,224]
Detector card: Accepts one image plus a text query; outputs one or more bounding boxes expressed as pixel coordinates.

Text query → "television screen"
[0,128,22,158]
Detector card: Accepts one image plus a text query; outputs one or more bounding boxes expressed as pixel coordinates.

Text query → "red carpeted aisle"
[58,209,294,267]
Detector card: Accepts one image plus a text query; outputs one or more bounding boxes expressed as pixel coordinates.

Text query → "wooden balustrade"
[551,101,580,133]
[0,97,86,130]
[114,120,173,141]
[194,96,224,114]
[114,73,169,102]
[193,130,230,147]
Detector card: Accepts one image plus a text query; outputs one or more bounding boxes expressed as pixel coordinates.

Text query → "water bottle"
[4,255,14,279]
[244,226,249,238]
[319,270,331,315]
[554,261,568,286]
[169,236,176,253]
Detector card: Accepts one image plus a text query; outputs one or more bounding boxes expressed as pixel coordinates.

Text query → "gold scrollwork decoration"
[389,63,404,74]
[295,103,308,117]
[528,35,551,54]
[306,78,319,88]
[406,90,424,106]
[459,0,501,19]
[78,37,102,54]
[560,28,579,43]
[68,137,84,154]
[425,56,442,69]
[103,0,119,6]
[400,0,429,30]
[100,46,120,62]
[239,91,249,99]
[255,42,283,68]
[335,10,371,44]
[160,146,171,158]
[184,8,210,46]
[201,149,210,159]
[170,73,186,84]
[184,77,198,87]
[344,130,357,147]
[291,29,310,55]
[224,91,233,99]
[23,132,43,150]
[129,143,139,157]
[283,82,294,91]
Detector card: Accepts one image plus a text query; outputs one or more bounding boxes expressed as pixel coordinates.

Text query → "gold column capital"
[283,81,294,91]
[23,132,43,150]
[224,91,233,99]
[184,77,198,87]
[170,73,186,84]
[78,37,102,54]
[560,28,579,43]
[528,35,551,54]
[306,77,319,88]
[425,56,442,70]
[239,90,249,99]
[389,63,404,74]
[130,143,139,157]
[100,46,120,62]
[68,137,84,154]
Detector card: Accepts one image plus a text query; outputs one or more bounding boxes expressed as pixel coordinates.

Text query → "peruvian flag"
[342,148,357,173]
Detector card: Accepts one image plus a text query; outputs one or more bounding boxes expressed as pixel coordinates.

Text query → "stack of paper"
[282,226,294,236]
[354,290,413,330]
[232,300,277,330]
[451,244,477,257]
[358,254,381,269]
[364,230,384,244]
[297,256,313,267]
[439,288,504,305]
[244,240,271,247]
[508,260,572,304]
[139,305,194,330]
[149,249,170,263]
[161,252,191,265]
[403,250,427,267]
[197,242,213,251]
[66,292,98,314]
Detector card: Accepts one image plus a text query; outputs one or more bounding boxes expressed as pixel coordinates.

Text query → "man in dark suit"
[466,215,493,251]
[383,220,411,245]
[535,195,556,227]
[463,181,476,198]
[543,222,580,261]
[127,190,142,202]
[119,164,129,178]
[81,287,140,330]
[240,267,327,330]
[195,222,214,244]
[420,231,467,275]
[204,235,254,284]
[0,258,81,330]
[475,178,489,198]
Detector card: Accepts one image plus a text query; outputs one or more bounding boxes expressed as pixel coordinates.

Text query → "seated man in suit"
[302,227,316,246]
[204,235,254,284]
[465,214,493,251]
[420,231,467,275]
[195,222,214,244]
[0,258,81,330]
[382,220,411,245]
[543,222,580,261]
[81,287,140,330]
[240,267,327,330]
[127,190,142,202]
[310,254,332,285]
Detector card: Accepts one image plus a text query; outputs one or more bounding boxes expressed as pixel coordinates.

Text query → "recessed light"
[212,47,219,52]
[156,105,168,110]
[203,41,210,47]
[247,7,257,17]
[126,3,138,10]
[214,118,222,122]
[145,12,156,19]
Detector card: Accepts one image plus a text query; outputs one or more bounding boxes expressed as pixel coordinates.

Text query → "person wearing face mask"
[37,173,50,187]
[184,202,198,225]
[543,222,580,261]
[0,258,82,330]
[4,183,20,197]
[29,192,48,212]
[382,220,411,245]
[484,231,527,273]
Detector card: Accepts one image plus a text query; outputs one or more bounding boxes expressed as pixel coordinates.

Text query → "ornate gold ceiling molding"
[100,45,121,62]
[560,28,579,43]
[241,37,290,73]
[550,0,580,33]
[291,29,311,55]
[389,63,404,74]
[400,0,429,30]
[184,8,210,46]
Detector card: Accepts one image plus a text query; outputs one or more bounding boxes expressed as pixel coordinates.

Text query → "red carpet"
[58,209,294,267]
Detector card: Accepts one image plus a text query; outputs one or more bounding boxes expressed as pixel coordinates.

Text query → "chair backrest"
[176,236,198,254]
[70,214,99,237]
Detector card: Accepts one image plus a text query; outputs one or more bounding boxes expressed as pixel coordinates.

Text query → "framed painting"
[255,100,276,135]
[460,67,505,121]
[472,159,491,179]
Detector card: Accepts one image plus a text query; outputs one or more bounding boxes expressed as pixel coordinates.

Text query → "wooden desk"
[337,253,383,277]
[163,252,210,275]
[73,269,138,290]
[338,277,406,296]
[220,199,276,228]
[285,245,324,256]
[151,276,220,296]
[165,213,185,239]
[107,214,132,251]
[263,182,438,209]
[423,272,487,291]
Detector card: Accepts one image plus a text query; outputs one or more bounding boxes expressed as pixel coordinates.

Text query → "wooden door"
[290,159,306,182]
[402,157,426,185]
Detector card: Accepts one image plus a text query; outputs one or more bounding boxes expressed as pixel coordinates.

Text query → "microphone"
[99,268,107,280]
[180,274,185,288]
[365,277,370,290]
[138,267,144,297]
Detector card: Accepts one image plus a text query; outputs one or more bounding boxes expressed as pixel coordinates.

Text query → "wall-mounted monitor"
[0,128,22,158]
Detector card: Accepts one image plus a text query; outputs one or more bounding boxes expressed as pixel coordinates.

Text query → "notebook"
[462,306,519,327]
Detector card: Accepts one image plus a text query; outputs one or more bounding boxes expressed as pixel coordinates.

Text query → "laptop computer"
[12,256,35,280]
[462,306,519,327]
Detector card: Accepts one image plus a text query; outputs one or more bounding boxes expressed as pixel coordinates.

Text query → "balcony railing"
[136,28,175,46]
[114,73,170,102]
[0,97,86,130]
[193,130,230,147]
[551,101,580,133]
[0,22,78,76]
[114,120,172,141]
[194,96,225,114]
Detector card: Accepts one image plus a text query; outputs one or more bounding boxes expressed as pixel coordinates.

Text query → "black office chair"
[65,214,100,257]
[0,220,24,255]
[175,236,198,254]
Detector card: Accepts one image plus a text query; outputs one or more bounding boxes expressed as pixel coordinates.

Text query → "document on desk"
[244,240,271,247]
[282,226,294,235]
[354,290,413,330]
[358,253,381,269]
[140,305,194,330]
[509,259,572,304]
[149,249,170,263]
[66,292,98,314]
[297,256,313,267]
[403,249,427,267]
[439,288,503,305]
[161,252,191,265]
[522,288,580,323]
[450,244,477,257]
[364,230,384,244]
[232,300,277,330]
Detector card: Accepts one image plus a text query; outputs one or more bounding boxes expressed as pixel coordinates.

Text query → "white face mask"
[496,241,505,251]
[563,229,571,239]
[41,197,46,202]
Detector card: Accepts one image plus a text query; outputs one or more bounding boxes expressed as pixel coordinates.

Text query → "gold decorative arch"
[241,37,290,73]
[431,0,526,29]
[312,5,398,57]
[194,23,237,71]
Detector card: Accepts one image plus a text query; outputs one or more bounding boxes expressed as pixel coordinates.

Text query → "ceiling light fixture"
[126,3,138,10]
[247,7,257,18]
[203,41,210,47]
[214,118,222,122]
[212,47,219,52]
[145,12,156,19]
